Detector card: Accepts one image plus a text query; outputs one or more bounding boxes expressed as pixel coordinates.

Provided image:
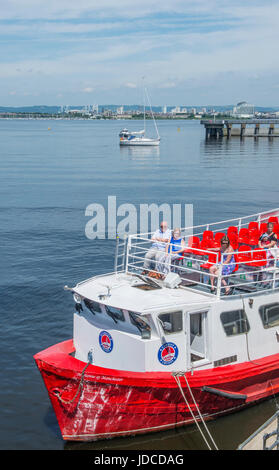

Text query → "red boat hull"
[34,339,279,441]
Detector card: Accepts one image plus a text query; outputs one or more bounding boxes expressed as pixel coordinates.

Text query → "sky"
[1,0,279,107]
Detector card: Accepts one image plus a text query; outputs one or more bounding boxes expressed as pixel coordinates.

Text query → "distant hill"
[0,104,278,113]
[0,105,61,113]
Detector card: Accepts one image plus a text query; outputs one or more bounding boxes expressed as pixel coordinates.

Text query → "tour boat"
[34,209,279,443]
[119,87,160,146]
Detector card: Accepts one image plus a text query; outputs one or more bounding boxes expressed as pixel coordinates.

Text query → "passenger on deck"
[157,228,185,275]
[258,223,277,266]
[142,221,171,273]
[209,235,236,295]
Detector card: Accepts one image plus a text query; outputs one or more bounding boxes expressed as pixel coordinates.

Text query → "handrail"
[125,235,279,298]
[134,207,279,238]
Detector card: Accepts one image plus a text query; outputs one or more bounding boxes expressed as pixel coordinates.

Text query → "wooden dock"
[201,119,279,139]
[238,410,279,450]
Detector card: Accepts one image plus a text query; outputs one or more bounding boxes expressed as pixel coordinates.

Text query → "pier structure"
[201,119,279,139]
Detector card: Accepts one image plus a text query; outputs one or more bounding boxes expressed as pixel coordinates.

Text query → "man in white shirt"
[143,221,171,271]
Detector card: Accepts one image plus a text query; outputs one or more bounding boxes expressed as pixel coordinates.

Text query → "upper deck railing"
[121,208,279,299]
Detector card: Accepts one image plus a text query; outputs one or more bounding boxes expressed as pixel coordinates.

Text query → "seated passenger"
[209,235,236,295]
[143,221,171,273]
[157,228,185,275]
[258,222,277,266]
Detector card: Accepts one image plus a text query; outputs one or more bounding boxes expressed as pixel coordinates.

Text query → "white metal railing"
[124,234,279,299]
[136,207,279,240]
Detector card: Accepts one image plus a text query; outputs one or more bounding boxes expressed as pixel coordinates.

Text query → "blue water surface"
[1,119,279,449]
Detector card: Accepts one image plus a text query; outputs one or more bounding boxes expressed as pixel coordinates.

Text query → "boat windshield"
[105,305,125,323]
[129,311,151,339]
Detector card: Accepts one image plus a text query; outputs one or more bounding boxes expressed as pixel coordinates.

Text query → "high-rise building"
[92,104,99,114]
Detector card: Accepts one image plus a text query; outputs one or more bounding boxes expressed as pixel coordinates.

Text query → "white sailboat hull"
[120,138,160,146]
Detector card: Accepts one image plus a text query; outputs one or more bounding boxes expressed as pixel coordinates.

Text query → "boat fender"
[202,386,247,400]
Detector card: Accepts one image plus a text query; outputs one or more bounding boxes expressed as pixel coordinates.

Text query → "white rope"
[173,373,218,450]
[173,374,214,450]
[183,374,219,450]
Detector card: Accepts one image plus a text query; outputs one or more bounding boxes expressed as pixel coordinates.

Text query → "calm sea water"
[1,118,279,450]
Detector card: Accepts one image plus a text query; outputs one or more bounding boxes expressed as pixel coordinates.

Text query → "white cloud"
[1,1,279,104]
[82,87,94,93]
[125,82,137,88]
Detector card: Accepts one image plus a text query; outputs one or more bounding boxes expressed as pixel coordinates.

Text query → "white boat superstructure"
[69,207,279,373]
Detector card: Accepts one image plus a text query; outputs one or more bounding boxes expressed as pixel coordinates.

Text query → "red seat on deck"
[259,222,268,234]
[237,245,252,266]
[200,252,218,270]
[214,232,226,243]
[203,230,213,241]
[248,229,259,246]
[228,235,238,249]
[250,248,267,267]
[248,221,259,232]
[238,228,250,244]
[183,236,200,254]
[227,226,238,237]
[195,239,212,257]
[232,254,239,273]
[269,216,279,225]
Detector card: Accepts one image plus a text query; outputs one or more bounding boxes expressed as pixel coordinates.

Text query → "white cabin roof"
[73,273,214,314]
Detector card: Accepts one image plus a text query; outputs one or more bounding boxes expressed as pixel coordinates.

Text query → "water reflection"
[119,145,160,163]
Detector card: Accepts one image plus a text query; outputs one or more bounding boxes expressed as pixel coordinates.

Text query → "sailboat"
[119,87,160,146]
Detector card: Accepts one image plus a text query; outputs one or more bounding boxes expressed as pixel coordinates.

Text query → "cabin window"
[129,312,151,339]
[190,313,203,337]
[84,299,102,315]
[105,305,125,322]
[220,309,250,336]
[158,311,183,335]
[259,303,279,328]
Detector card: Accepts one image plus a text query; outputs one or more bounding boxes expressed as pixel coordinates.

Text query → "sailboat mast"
[145,87,160,139]
[143,85,146,135]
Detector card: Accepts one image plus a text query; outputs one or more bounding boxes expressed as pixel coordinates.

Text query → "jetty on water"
[201,119,279,139]
[238,410,279,450]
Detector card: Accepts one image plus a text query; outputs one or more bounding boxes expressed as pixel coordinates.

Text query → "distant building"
[171,106,180,114]
[117,106,124,115]
[232,101,254,118]
[92,104,99,114]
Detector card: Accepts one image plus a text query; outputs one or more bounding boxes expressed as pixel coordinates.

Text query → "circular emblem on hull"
[99,331,113,353]
[158,342,178,365]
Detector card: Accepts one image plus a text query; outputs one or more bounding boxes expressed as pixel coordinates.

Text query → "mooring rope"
[54,362,90,405]
[173,372,219,450]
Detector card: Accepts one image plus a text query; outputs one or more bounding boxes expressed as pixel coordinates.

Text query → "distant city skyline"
[1,1,279,107]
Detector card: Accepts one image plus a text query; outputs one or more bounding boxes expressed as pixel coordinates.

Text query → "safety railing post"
[125,234,130,273]
[216,254,223,299]
[273,247,278,290]
[114,236,119,273]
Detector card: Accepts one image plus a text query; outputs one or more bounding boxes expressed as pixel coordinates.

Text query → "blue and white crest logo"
[158,342,178,365]
[99,331,113,353]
